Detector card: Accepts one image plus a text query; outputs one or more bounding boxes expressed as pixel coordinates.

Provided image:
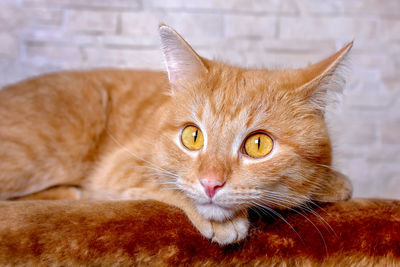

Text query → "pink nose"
[200,178,225,198]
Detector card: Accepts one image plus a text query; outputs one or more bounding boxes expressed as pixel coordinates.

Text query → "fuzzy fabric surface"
[0,199,399,266]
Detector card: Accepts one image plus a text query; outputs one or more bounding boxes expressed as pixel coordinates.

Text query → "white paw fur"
[211,217,249,245]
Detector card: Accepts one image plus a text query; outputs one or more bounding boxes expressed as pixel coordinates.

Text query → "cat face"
[156,25,352,221]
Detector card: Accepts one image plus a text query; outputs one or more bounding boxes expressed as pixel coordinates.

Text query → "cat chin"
[195,203,235,221]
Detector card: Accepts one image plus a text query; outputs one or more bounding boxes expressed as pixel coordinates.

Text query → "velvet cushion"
[0,199,399,266]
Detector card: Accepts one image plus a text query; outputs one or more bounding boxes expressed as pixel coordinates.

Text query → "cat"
[0,24,352,245]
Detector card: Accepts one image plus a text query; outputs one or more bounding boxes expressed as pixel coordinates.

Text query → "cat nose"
[200,178,225,198]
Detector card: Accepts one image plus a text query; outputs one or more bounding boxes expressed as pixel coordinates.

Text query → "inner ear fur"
[159,24,208,88]
[312,167,353,202]
[294,42,353,110]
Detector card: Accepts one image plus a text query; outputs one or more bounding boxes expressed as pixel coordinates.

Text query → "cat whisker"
[105,129,177,178]
[176,187,200,200]
[257,198,329,255]
[307,200,333,218]
[261,188,336,231]
[235,188,336,240]
[156,182,181,189]
[140,169,177,179]
[158,186,183,192]
[250,200,305,245]
[141,166,179,177]
[251,191,302,208]
[249,206,264,219]
[285,208,329,254]
[242,190,325,226]
[299,202,337,236]
[155,180,179,185]
[260,188,308,201]
[222,190,300,208]
[138,169,183,192]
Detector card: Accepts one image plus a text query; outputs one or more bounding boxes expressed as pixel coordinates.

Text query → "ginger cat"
[0,25,352,245]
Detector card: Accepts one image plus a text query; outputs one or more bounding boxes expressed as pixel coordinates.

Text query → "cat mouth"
[197,199,231,209]
[202,202,228,209]
[195,202,236,221]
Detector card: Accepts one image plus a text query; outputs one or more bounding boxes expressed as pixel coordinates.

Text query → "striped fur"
[0,26,352,245]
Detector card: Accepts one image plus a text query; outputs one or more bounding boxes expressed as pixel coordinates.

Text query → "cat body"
[0,70,167,199]
[0,25,352,245]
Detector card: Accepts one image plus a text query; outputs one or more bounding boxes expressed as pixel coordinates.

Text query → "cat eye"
[181,125,204,150]
[243,133,274,158]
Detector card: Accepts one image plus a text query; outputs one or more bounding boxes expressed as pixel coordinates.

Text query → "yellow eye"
[244,133,273,158]
[181,125,204,150]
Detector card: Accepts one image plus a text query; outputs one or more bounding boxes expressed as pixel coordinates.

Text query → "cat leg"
[145,190,250,245]
[169,197,249,245]
[210,211,249,245]
[10,185,83,200]
[87,180,250,245]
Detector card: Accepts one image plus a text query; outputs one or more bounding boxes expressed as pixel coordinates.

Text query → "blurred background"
[0,0,399,198]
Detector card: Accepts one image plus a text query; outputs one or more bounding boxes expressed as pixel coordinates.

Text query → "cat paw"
[211,216,249,245]
[189,218,213,240]
[188,212,249,245]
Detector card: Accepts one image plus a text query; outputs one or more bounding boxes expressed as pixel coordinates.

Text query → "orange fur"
[0,25,352,245]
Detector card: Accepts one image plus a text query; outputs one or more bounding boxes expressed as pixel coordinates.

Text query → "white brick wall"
[0,0,399,198]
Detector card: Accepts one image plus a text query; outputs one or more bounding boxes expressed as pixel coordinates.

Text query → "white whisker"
[299,202,337,236]
[250,200,305,245]
[106,129,176,177]
[257,198,329,255]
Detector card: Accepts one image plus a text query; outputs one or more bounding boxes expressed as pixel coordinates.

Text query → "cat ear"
[295,42,353,111]
[312,168,353,202]
[159,24,208,87]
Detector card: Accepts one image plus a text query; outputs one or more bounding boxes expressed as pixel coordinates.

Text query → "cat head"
[157,24,352,221]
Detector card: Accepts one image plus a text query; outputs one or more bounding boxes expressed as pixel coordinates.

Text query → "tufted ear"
[294,42,353,111]
[159,24,208,88]
[312,168,353,202]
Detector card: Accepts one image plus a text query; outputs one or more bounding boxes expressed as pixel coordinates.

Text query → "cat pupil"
[193,130,198,142]
[257,137,261,150]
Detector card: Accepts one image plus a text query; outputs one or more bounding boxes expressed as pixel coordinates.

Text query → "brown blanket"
[0,199,399,266]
